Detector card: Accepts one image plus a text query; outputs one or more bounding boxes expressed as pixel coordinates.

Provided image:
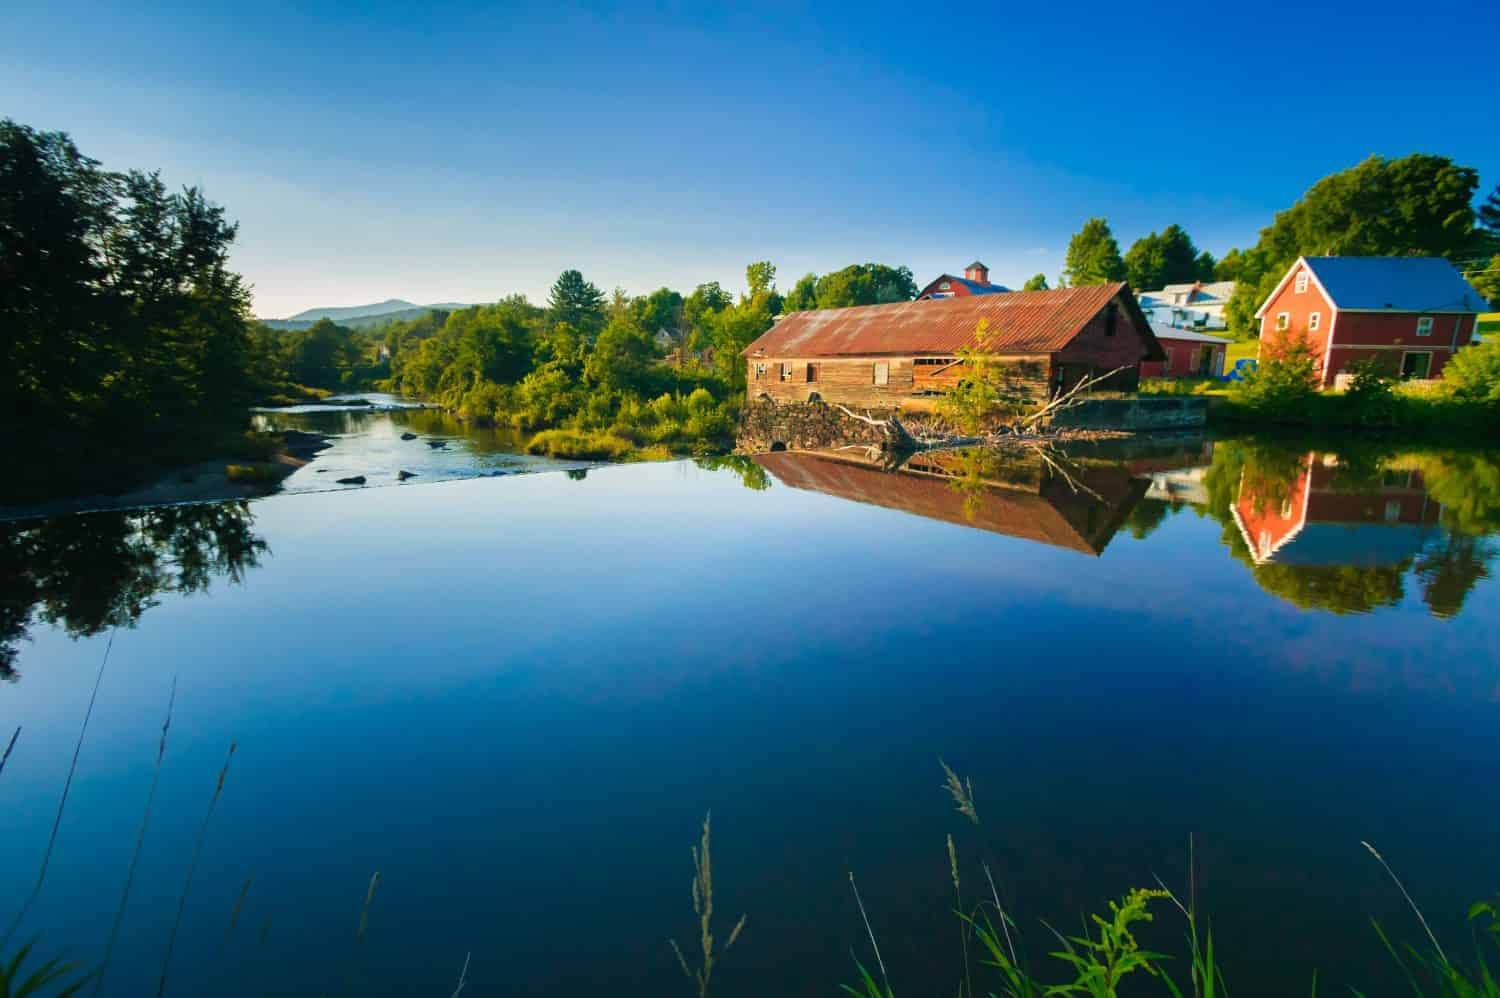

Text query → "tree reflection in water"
[0,502,267,679]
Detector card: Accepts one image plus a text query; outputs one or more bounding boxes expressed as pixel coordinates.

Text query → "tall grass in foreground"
[155,742,235,998]
[669,813,746,998]
[2,631,116,951]
[845,759,1500,998]
[0,940,90,997]
[93,678,177,997]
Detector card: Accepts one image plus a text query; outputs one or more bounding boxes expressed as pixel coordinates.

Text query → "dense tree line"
[1219,155,1488,335]
[1,120,260,496]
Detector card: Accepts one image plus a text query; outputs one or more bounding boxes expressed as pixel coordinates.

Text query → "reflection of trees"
[1416,533,1495,619]
[694,455,771,491]
[1250,562,1408,615]
[0,503,267,680]
[1124,498,1174,540]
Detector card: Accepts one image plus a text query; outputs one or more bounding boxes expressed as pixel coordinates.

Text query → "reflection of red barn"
[753,449,1147,556]
[1231,453,1441,565]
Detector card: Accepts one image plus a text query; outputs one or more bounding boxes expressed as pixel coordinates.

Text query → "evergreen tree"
[546,269,606,333]
[1062,218,1127,286]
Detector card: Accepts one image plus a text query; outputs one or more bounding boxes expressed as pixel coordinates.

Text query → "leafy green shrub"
[525,429,633,460]
[1343,356,1399,425]
[1443,339,1500,404]
[1231,330,1318,417]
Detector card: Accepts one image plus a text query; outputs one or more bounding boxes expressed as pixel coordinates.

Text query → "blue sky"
[4,0,1496,317]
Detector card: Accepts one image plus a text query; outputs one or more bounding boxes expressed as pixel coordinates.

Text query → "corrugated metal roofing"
[1304,256,1487,312]
[744,283,1134,358]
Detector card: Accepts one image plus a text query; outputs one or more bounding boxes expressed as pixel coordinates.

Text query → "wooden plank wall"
[747,356,1050,407]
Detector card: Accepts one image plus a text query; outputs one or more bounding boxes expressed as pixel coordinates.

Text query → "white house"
[1137,280,1235,330]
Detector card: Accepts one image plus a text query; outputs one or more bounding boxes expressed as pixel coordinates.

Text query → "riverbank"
[0,430,331,522]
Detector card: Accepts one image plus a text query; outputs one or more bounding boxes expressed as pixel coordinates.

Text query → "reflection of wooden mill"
[754,448,1149,556]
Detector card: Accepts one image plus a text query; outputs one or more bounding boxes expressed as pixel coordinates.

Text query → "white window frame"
[753,362,766,380]
[780,362,796,382]
[873,361,890,386]
[1307,311,1321,332]
[1275,312,1290,332]
[1294,271,1309,294]
[1415,316,1433,337]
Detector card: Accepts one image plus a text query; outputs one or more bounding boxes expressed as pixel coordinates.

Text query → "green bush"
[1231,331,1318,416]
[1443,339,1500,404]
[525,429,633,460]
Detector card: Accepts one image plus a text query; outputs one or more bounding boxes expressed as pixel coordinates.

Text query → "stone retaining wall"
[737,396,1208,452]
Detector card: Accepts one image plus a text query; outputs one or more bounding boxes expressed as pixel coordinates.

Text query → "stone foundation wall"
[737,399,894,451]
[738,396,1208,452]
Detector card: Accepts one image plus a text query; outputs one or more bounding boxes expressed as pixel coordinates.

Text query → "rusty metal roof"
[743,283,1137,358]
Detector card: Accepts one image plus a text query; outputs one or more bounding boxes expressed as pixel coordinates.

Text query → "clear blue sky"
[4,0,1496,317]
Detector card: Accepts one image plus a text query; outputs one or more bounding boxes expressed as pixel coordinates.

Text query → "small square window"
[1308,312,1321,332]
[780,362,795,381]
[1416,316,1433,336]
[873,362,889,386]
[1294,271,1309,293]
[1275,312,1290,331]
[805,363,818,383]
[754,363,766,380]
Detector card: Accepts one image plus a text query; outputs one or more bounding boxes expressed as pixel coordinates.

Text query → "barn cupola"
[964,260,990,286]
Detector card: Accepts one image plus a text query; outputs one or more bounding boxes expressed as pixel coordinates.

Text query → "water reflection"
[753,445,1158,555]
[1216,442,1498,617]
[0,503,266,678]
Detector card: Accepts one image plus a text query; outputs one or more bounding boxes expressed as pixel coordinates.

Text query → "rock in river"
[426,440,448,449]
[400,432,418,440]
[336,475,366,485]
[397,470,417,481]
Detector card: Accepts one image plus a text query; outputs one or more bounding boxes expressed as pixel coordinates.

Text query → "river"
[1,430,1497,996]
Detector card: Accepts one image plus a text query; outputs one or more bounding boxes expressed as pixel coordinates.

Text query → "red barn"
[1254,256,1486,388]
[1140,324,1232,379]
[742,283,1165,407]
[916,260,1012,299]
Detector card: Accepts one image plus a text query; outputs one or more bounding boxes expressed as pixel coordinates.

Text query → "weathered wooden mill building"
[740,283,1164,408]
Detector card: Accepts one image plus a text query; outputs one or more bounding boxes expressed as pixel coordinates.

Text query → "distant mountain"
[257,299,475,331]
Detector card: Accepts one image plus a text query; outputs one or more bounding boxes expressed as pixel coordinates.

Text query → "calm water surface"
[2,433,1498,996]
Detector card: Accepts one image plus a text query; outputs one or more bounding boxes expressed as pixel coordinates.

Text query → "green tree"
[1022,273,1049,291]
[1194,250,1218,281]
[1063,217,1127,286]
[633,287,685,341]
[1442,338,1500,403]
[547,269,606,334]
[1223,154,1482,335]
[1124,224,1202,289]
[812,263,916,309]
[783,272,818,312]
[1478,183,1500,239]
[1215,248,1244,281]
[1231,329,1319,417]
[745,261,776,298]
[1468,253,1500,308]
[583,312,656,393]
